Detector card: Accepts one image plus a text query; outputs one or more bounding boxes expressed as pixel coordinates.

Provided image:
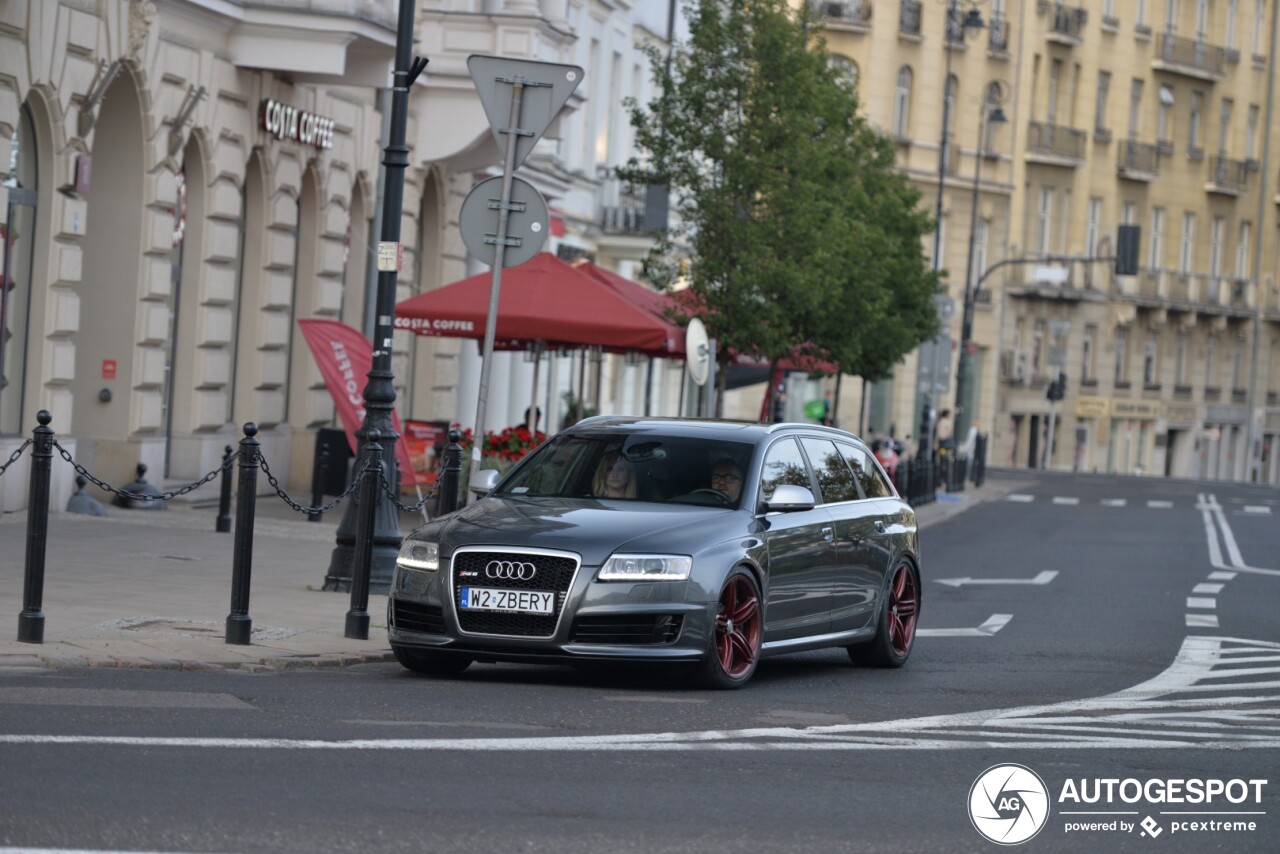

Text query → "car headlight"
[397,540,439,572]
[598,554,692,581]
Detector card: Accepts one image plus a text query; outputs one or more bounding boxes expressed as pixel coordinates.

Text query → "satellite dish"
[685,318,710,386]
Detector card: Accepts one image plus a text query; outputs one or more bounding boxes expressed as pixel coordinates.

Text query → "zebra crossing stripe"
[1052,496,1079,505]
[1186,614,1219,628]
[1101,499,1127,507]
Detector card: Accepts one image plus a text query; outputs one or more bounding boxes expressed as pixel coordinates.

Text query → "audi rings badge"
[486,560,537,581]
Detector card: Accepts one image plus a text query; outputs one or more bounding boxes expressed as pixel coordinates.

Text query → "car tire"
[848,560,919,669]
[693,568,763,690]
[392,645,473,676]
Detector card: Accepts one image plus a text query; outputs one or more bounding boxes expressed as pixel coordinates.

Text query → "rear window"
[839,443,893,498]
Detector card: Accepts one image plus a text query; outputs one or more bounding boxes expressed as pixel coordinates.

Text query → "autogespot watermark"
[968,766,1269,845]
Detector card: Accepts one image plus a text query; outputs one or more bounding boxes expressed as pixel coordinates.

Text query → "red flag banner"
[296,318,419,486]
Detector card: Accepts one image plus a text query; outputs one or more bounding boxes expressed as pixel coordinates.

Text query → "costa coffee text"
[260,99,335,150]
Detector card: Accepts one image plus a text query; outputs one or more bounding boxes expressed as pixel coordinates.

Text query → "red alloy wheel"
[714,574,762,678]
[887,564,918,656]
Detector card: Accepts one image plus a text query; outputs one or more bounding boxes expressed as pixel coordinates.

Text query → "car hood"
[424,496,745,565]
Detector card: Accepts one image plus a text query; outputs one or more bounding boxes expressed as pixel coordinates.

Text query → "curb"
[0,650,397,672]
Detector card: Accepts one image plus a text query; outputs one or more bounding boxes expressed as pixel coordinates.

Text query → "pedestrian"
[936,409,954,455]
[935,409,954,490]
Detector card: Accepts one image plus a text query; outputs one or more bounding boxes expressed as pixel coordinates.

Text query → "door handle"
[874,520,886,534]
[822,526,834,542]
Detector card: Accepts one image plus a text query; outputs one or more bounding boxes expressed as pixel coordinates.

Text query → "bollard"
[346,431,382,640]
[216,445,234,533]
[436,429,463,517]
[308,441,330,523]
[17,411,54,644]
[226,423,259,645]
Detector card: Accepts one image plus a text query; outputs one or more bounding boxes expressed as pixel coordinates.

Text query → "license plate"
[459,587,555,615]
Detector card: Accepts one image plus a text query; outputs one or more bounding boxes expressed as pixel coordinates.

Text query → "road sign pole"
[471,78,529,480]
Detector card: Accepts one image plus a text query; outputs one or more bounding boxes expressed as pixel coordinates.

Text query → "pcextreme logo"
[969,764,1051,845]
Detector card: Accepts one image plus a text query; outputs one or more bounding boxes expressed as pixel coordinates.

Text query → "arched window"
[830,55,859,95]
[983,81,1004,150]
[893,66,913,138]
[1,104,37,435]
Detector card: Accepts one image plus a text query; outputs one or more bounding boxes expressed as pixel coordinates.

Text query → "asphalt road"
[1,471,1277,853]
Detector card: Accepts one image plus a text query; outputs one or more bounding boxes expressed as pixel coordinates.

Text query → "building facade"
[0,0,683,512]
[0,0,397,511]
[814,0,1280,483]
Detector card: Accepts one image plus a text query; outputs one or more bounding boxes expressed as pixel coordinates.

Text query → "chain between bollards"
[226,423,260,645]
[346,432,383,640]
[17,411,54,644]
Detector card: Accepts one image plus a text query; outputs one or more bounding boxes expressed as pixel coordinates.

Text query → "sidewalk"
[0,476,1020,672]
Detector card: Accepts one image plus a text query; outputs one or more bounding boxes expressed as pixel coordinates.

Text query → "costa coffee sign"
[260,99,335,150]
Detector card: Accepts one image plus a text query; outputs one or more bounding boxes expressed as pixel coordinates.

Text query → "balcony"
[1206,155,1250,196]
[1117,139,1160,181]
[1045,3,1088,45]
[1153,33,1226,80]
[812,0,873,32]
[1026,121,1087,166]
[899,0,923,39]
[988,13,1011,53]
[600,179,662,237]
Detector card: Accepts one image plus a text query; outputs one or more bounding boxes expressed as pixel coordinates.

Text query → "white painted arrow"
[934,570,1059,588]
[917,614,1012,638]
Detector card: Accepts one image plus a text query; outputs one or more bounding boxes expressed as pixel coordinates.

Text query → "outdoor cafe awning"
[394,253,682,357]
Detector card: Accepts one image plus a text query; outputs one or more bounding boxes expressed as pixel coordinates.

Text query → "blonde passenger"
[592,451,637,499]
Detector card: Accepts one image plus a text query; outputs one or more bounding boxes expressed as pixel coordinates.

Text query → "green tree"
[623,0,938,414]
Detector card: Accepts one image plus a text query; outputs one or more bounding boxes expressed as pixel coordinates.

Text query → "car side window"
[759,438,813,500]
[840,443,893,498]
[799,438,859,504]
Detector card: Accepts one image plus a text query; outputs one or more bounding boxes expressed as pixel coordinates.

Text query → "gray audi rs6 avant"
[389,417,921,689]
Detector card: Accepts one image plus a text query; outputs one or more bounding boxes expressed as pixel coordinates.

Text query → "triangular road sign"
[467,55,584,171]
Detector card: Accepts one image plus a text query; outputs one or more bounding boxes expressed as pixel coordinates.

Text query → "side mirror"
[763,484,816,513]
[469,468,500,497]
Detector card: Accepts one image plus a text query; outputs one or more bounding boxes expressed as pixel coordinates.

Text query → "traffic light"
[1046,371,1067,402]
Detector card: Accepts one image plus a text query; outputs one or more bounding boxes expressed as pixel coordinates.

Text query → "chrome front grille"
[451,549,580,638]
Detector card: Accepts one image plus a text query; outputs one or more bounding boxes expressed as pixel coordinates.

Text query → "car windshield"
[495,432,755,508]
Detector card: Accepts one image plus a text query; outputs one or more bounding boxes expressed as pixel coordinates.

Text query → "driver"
[708,459,744,503]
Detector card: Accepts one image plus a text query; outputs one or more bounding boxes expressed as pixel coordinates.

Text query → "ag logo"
[968,763,1050,845]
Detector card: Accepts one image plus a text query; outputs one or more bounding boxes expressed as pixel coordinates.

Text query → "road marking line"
[1101,498,1127,507]
[934,571,1057,588]
[1187,597,1217,609]
[1005,494,1035,503]
[1148,500,1174,508]
[1186,614,1220,628]
[917,614,1012,638]
[1243,506,1272,515]
[1052,496,1079,505]
[1208,571,1238,580]
[1193,583,1224,595]
[5,636,1278,752]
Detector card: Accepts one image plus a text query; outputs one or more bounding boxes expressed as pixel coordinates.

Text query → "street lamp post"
[324,0,428,594]
[954,88,1008,442]
[922,0,985,461]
